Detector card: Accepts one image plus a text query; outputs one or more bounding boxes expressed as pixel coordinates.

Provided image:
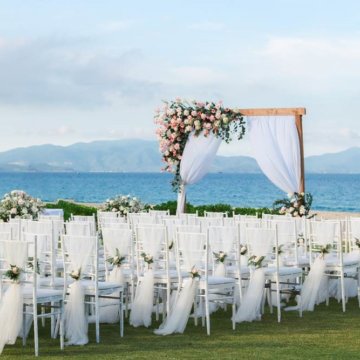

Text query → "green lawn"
[2,299,360,359]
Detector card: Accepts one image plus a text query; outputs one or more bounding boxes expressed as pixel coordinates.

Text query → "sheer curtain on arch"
[247,116,301,194]
[176,132,222,214]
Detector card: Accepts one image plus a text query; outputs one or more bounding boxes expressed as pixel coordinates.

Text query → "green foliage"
[45,200,97,221]
[45,199,278,220]
[152,200,277,217]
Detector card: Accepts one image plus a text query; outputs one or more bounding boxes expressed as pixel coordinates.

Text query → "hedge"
[45,200,276,219]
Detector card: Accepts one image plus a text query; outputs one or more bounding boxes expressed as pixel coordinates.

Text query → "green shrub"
[46,199,278,220]
[153,200,276,217]
[45,200,98,221]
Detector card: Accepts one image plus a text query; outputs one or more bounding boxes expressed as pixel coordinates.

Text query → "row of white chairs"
[1,211,360,355]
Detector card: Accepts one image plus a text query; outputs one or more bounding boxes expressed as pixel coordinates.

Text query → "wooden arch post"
[237,107,306,193]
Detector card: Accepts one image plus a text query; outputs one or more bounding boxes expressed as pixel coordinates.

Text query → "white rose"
[184,110,189,116]
[223,116,229,124]
[10,208,17,215]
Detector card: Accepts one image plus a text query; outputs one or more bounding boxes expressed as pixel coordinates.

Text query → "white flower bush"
[102,195,148,216]
[0,190,44,221]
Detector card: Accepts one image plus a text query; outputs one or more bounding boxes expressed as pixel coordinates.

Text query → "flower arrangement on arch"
[154,98,246,191]
[0,190,44,222]
[272,192,314,218]
[102,195,149,216]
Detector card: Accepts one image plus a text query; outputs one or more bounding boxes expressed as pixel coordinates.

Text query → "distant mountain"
[306,147,360,173]
[0,140,358,173]
[0,140,163,172]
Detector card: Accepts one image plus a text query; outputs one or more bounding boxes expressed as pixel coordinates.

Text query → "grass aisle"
[2,299,360,359]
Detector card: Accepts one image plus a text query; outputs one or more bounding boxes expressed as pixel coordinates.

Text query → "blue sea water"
[0,172,359,212]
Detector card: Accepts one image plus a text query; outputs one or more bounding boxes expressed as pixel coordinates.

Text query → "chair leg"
[95,296,100,343]
[125,284,129,318]
[193,292,198,326]
[34,306,39,356]
[232,298,236,330]
[41,306,46,327]
[276,288,281,323]
[22,304,27,346]
[205,296,210,336]
[340,273,346,312]
[120,290,124,338]
[60,301,64,350]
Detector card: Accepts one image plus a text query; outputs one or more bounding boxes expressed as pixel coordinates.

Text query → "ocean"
[0,172,359,212]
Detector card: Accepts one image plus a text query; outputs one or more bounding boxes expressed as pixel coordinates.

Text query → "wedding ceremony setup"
[0,101,359,357]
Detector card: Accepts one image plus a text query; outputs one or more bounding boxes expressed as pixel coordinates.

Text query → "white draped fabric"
[177,132,221,214]
[130,227,164,328]
[0,241,28,354]
[63,236,95,346]
[155,233,205,335]
[247,116,301,194]
[91,228,132,324]
[209,226,236,277]
[234,229,272,323]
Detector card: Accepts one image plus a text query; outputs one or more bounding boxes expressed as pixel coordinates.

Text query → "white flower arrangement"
[248,255,266,269]
[213,251,227,263]
[5,264,23,282]
[141,252,154,269]
[240,245,248,256]
[313,244,332,258]
[273,192,314,218]
[0,190,44,222]
[102,194,148,217]
[107,248,126,267]
[190,266,201,279]
[70,268,81,281]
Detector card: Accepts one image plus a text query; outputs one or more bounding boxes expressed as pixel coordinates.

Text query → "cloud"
[255,35,360,93]
[167,66,227,86]
[0,37,163,107]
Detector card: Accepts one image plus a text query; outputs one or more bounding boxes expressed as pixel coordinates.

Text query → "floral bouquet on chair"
[0,190,44,222]
[272,192,314,218]
[102,194,149,217]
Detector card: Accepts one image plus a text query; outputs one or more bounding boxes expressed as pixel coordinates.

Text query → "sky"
[0,0,359,157]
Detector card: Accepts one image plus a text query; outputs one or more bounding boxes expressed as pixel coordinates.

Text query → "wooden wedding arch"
[236,107,306,194]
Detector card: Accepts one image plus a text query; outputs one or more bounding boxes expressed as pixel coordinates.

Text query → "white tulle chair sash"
[63,235,95,345]
[130,227,165,328]
[234,228,273,323]
[155,232,206,335]
[0,241,28,354]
